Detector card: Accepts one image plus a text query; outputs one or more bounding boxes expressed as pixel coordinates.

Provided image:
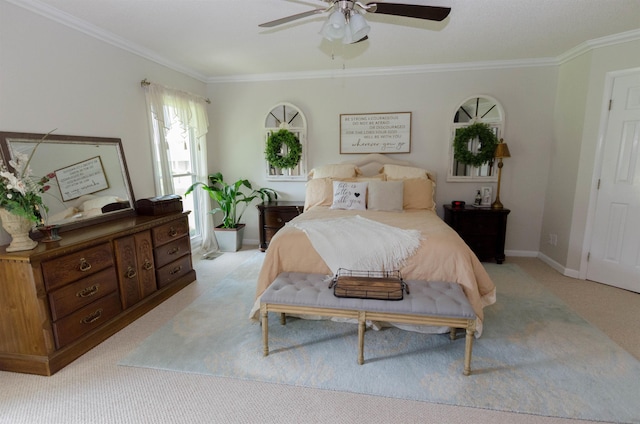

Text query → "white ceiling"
[13,0,640,81]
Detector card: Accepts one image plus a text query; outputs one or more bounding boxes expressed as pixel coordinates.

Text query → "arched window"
[264,102,308,181]
[448,95,504,182]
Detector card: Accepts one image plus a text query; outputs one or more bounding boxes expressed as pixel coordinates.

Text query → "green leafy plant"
[186,172,278,229]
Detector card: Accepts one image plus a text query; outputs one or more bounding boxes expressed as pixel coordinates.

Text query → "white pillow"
[80,195,120,212]
[331,181,367,210]
[309,164,359,179]
[367,181,403,211]
[382,164,430,180]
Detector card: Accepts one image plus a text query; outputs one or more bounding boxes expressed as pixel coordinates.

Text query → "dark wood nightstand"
[443,204,510,264]
[257,201,304,251]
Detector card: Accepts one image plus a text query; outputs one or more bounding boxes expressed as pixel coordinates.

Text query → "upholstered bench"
[259,272,477,375]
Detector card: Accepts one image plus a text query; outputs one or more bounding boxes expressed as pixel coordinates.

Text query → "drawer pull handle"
[143,260,153,271]
[168,247,180,255]
[126,266,137,279]
[76,284,100,298]
[168,227,178,237]
[169,265,183,275]
[79,258,92,272]
[276,217,283,223]
[80,308,103,324]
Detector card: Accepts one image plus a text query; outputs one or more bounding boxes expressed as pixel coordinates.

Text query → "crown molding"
[6,0,209,83]
[206,57,558,83]
[556,28,640,64]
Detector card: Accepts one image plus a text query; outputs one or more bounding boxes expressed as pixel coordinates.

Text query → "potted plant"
[186,172,277,252]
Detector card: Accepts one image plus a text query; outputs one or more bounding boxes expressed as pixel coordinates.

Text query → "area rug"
[120,253,640,423]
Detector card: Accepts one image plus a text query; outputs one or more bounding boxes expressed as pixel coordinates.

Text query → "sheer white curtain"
[143,82,217,255]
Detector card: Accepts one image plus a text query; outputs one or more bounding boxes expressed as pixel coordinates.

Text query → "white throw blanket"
[290,215,422,274]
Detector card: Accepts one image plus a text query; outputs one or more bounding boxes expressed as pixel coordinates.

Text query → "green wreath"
[453,122,499,167]
[265,129,302,169]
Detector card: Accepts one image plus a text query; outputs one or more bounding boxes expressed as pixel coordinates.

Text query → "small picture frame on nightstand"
[481,186,492,206]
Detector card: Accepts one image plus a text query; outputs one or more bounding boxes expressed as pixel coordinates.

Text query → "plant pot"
[0,208,38,252]
[213,223,245,252]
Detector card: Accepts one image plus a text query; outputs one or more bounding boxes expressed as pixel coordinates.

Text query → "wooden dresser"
[257,201,304,251]
[0,212,196,375]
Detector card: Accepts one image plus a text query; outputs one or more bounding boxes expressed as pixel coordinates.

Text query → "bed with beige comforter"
[249,159,496,335]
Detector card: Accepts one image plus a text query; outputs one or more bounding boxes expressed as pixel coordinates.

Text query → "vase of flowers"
[0,208,37,251]
[0,132,55,251]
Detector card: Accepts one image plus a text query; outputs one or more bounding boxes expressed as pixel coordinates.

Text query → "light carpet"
[120,253,640,423]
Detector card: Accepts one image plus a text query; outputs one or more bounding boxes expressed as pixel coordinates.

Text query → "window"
[144,82,212,251]
[264,102,307,181]
[448,95,504,182]
[164,119,200,239]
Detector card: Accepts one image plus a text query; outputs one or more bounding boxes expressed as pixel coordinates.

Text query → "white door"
[587,71,640,293]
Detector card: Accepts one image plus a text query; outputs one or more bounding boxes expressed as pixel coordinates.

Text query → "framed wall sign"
[340,112,411,154]
[55,156,109,201]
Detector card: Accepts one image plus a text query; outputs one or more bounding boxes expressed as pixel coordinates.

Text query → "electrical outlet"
[550,234,558,246]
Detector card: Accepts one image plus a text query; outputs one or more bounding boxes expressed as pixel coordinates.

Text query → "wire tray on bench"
[329,268,409,301]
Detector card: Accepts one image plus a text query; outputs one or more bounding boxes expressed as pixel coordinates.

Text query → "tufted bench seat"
[260,272,477,375]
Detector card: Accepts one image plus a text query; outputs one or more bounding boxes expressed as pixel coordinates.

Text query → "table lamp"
[491,139,511,209]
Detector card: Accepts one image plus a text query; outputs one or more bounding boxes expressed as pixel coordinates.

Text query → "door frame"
[579,66,640,279]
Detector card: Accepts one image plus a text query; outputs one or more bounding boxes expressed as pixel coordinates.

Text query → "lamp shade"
[348,13,370,42]
[321,10,346,40]
[494,140,511,158]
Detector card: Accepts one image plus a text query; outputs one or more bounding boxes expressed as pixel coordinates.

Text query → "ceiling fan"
[259,1,451,44]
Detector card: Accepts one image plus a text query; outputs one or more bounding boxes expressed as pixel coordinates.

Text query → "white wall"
[207,66,558,250]
[541,39,640,275]
[539,52,592,267]
[0,2,206,244]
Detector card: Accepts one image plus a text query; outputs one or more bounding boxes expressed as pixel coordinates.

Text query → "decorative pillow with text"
[330,181,367,210]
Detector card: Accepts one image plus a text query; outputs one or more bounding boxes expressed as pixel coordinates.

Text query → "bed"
[250,154,496,336]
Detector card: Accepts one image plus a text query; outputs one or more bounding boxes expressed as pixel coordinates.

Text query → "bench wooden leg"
[463,324,474,376]
[357,311,366,365]
[261,304,269,357]
[449,327,456,340]
[279,312,286,325]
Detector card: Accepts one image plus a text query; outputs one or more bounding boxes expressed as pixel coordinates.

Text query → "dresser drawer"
[48,268,119,321]
[460,236,497,261]
[52,292,122,349]
[42,243,114,291]
[154,235,190,268]
[155,255,192,289]
[264,209,300,228]
[455,215,501,236]
[152,217,189,247]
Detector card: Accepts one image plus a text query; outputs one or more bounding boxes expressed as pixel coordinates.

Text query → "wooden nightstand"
[257,201,304,251]
[443,204,510,264]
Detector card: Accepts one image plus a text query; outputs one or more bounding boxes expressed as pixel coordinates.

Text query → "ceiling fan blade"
[368,3,451,21]
[259,8,327,27]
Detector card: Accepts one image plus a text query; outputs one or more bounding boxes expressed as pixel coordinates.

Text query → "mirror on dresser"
[0,131,136,235]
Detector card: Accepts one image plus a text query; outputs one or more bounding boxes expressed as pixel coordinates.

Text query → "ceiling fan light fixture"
[348,12,370,41]
[342,21,354,44]
[321,10,346,40]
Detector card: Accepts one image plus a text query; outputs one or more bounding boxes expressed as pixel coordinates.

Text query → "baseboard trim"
[537,252,581,279]
[505,249,538,258]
